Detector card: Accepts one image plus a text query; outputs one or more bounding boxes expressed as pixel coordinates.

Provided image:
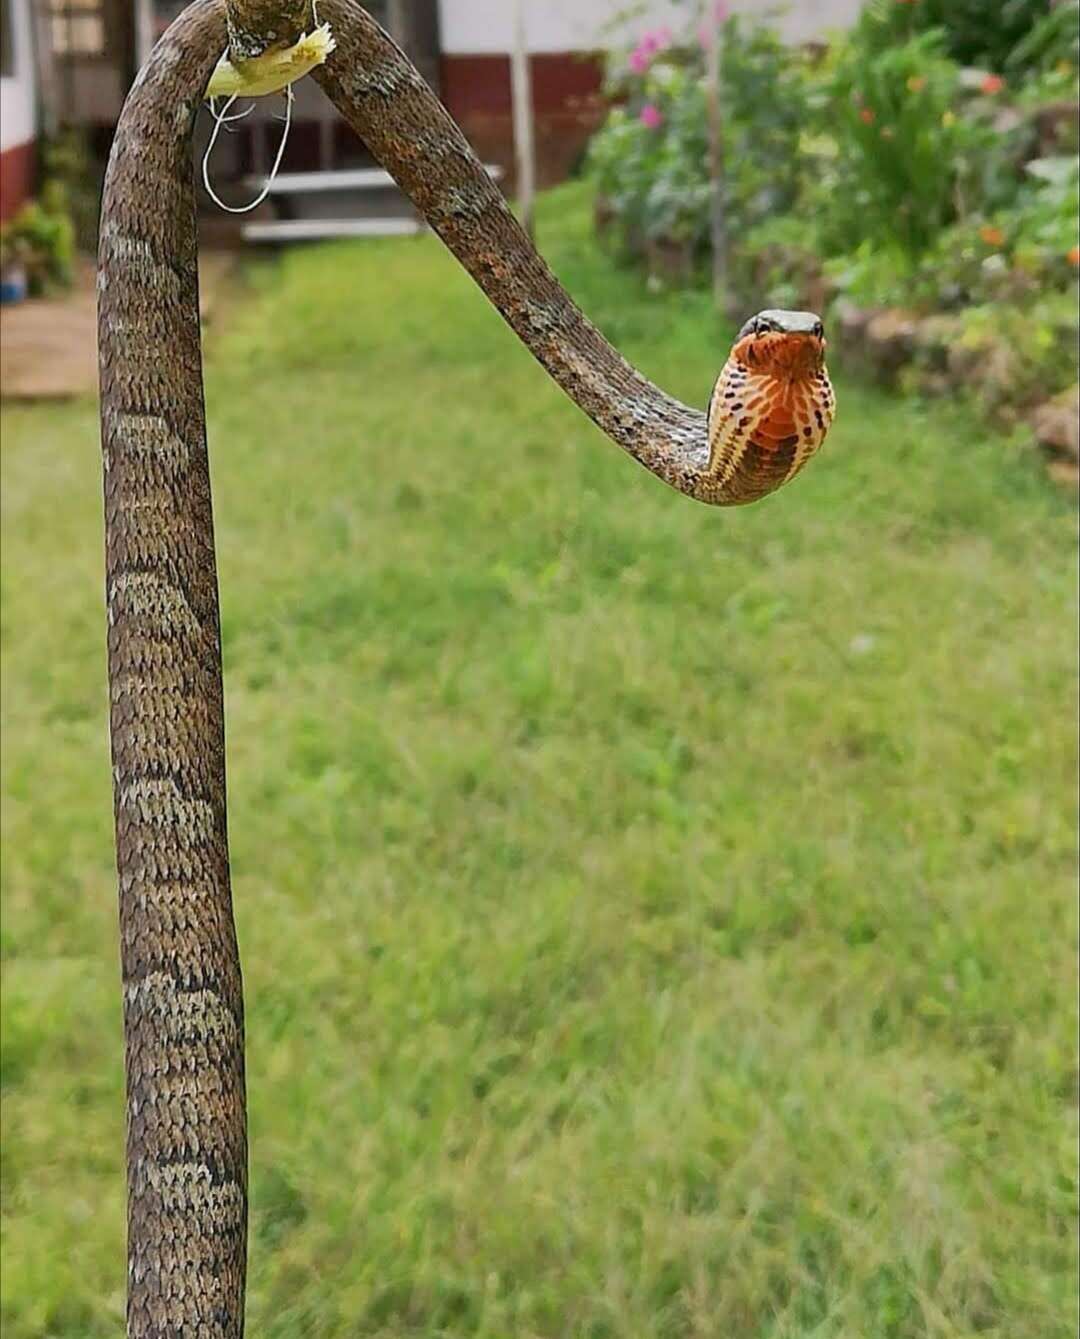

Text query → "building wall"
[437,0,862,190]
[440,50,606,188]
[439,0,863,54]
[1,0,37,221]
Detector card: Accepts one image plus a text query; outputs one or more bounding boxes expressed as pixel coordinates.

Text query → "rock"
[946,332,992,384]
[830,300,875,375]
[943,327,1033,414]
[832,300,895,380]
[832,298,872,342]
[863,308,920,382]
[981,343,1022,405]
[1031,385,1080,463]
[913,313,962,373]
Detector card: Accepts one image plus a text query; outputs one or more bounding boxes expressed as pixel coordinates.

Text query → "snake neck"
[705,332,834,505]
[312,0,718,501]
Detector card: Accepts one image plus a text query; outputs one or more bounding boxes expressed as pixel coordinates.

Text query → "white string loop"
[201,85,294,215]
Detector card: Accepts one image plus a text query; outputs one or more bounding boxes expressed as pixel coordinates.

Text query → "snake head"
[734,309,826,378]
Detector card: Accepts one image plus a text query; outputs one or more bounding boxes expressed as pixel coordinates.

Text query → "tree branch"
[225,0,314,64]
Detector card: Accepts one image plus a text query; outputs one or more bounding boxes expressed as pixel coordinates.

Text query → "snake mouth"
[734,330,826,381]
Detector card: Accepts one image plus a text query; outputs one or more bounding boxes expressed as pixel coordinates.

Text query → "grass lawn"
[1,181,1077,1338]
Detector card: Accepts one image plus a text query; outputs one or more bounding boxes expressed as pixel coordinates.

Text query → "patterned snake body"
[97,3,834,1332]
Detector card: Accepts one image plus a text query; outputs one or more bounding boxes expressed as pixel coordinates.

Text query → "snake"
[96,1,835,1331]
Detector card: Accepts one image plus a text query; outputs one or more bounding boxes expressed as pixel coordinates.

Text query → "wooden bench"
[241,164,505,244]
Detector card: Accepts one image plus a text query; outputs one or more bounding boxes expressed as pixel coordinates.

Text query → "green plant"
[717,16,813,233]
[821,29,1011,257]
[0,225,29,272]
[587,12,815,272]
[855,0,1058,74]
[821,148,1079,311]
[0,188,76,295]
[41,127,101,251]
[586,0,1079,358]
[589,62,712,253]
[1006,0,1080,74]
[644,64,710,247]
[914,288,1080,418]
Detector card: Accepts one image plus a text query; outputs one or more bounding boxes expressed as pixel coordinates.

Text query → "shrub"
[717,17,813,233]
[588,36,712,256]
[819,30,1015,257]
[820,150,1079,310]
[1006,1,1080,75]
[853,0,1059,74]
[0,186,76,295]
[587,12,814,264]
[586,1,1077,359]
[41,128,101,252]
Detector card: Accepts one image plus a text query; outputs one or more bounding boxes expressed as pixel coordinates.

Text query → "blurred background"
[2,2,1078,1336]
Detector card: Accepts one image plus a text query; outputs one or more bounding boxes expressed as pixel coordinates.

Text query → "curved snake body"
[97,3,834,1332]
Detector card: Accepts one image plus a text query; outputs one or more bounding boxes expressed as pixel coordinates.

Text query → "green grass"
[2,181,1077,1338]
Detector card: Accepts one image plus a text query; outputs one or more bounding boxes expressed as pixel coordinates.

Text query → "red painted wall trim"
[440,50,604,117]
[440,51,606,188]
[0,140,36,223]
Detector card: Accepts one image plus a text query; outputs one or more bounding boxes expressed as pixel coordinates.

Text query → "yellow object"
[205,24,336,100]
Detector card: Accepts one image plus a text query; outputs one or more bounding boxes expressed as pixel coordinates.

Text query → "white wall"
[1,0,36,151]
[439,0,862,54]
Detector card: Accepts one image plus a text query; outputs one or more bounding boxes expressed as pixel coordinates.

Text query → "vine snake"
[97,1,835,1331]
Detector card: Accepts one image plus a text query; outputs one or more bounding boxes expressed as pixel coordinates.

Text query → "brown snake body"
[97,3,834,1331]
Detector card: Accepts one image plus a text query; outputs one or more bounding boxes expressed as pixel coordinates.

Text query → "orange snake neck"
[707,331,835,504]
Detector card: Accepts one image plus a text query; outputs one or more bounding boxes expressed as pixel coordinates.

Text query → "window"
[1,0,15,77]
[48,0,105,58]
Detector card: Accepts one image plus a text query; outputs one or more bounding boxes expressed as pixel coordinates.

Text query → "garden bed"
[585,1,1080,487]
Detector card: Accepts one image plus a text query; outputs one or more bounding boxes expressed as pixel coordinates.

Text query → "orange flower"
[907,75,926,92]
[1068,245,1080,267]
[980,74,1005,95]
[979,224,1005,247]
[859,107,875,124]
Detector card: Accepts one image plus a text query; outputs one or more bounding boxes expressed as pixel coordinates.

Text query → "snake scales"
[97,1,834,1331]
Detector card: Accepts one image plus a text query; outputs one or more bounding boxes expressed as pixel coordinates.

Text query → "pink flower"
[628,26,673,73]
[640,103,663,129]
[980,73,1005,95]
